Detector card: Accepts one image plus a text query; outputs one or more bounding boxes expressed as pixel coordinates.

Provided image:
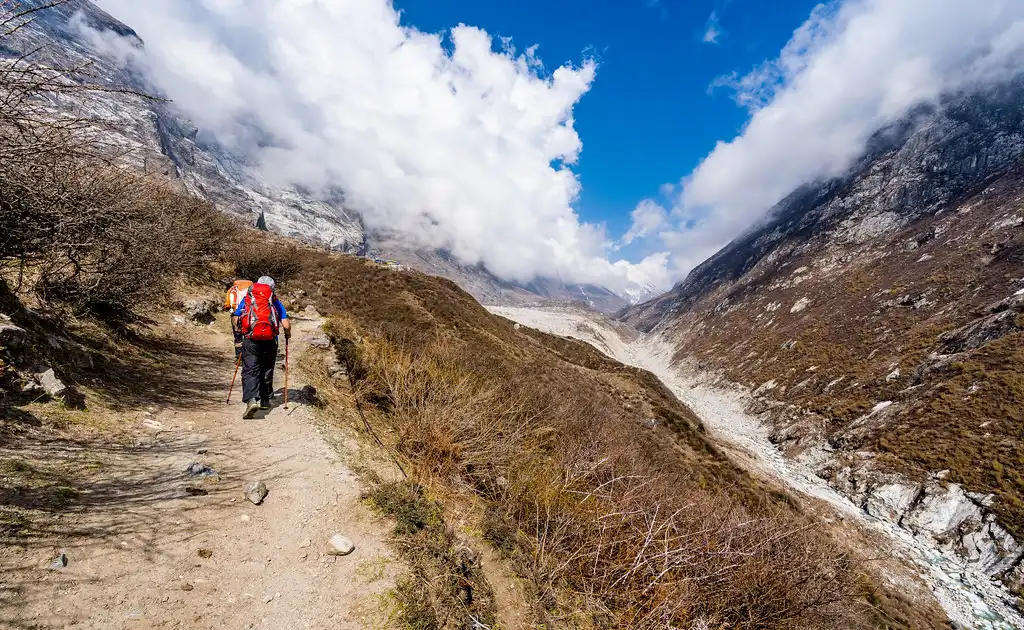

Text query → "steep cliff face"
[623,78,1024,590]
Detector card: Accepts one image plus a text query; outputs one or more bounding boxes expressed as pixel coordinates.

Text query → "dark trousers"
[242,338,278,404]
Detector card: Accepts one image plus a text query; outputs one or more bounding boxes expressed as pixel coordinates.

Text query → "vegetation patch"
[367,481,497,630]
[322,315,900,629]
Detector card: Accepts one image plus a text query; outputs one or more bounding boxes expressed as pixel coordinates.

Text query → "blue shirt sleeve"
[274,299,288,320]
[233,296,247,317]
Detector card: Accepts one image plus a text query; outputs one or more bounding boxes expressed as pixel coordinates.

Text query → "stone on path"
[244,480,268,505]
[185,462,217,477]
[49,552,68,569]
[305,330,332,349]
[327,534,355,556]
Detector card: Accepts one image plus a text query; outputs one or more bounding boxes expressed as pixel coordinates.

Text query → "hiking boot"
[259,401,271,410]
[243,400,259,419]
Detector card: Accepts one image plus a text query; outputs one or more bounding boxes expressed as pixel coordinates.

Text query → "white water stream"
[488,306,1024,630]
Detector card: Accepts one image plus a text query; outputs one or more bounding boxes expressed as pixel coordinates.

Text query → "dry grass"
[367,481,497,630]
[328,326,878,629]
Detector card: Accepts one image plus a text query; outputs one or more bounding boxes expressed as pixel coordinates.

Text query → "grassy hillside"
[231,245,941,629]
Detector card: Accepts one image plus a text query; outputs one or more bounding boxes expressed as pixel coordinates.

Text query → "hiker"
[225,279,254,357]
[231,276,291,419]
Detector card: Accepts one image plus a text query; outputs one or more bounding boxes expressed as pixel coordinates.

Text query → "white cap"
[257,276,276,290]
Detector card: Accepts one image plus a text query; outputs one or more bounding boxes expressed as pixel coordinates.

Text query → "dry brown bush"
[221,237,304,285]
[347,332,867,629]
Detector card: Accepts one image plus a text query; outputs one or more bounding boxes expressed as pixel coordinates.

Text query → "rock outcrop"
[832,463,1023,586]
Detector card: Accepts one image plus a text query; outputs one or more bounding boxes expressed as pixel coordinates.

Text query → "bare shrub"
[346,331,866,629]
[0,2,238,321]
[222,237,304,285]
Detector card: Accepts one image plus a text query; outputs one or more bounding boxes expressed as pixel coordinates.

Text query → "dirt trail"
[0,311,401,629]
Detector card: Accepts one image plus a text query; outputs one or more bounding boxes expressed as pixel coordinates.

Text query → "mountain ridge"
[621,74,1024,597]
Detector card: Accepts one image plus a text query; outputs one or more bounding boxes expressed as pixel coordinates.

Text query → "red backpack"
[239,283,279,341]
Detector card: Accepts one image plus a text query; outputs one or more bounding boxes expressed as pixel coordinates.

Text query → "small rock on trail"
[245,480,269,505]
[327,534,355,556]
[49,552,68,569]
[185,462,217,477]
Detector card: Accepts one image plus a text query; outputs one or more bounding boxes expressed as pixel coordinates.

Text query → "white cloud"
[702,12,722,44]
[636,0,1024,279]
[88,0,672,295]
[621,199,669,246]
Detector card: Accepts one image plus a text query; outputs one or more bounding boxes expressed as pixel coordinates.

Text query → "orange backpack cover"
[225,280,253,310]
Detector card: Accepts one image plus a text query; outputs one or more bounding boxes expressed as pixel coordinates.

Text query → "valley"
[490,305,1024,630]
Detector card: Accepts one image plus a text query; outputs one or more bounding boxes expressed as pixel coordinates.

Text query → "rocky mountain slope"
[624,76,1024,596]
[8,0,627,312]
[364,232,630,312]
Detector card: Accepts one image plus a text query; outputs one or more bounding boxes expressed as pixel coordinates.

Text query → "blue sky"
[394,0,819,246]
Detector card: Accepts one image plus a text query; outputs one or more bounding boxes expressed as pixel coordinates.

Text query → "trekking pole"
[226,352,242,404]
[284,337,290,407]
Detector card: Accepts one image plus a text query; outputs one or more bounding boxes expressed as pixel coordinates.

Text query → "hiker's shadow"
[258,385,318,417]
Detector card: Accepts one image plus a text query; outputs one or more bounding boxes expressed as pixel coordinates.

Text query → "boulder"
[182,298,217,323]
[0,315,28,349]
[35,368,67,399]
